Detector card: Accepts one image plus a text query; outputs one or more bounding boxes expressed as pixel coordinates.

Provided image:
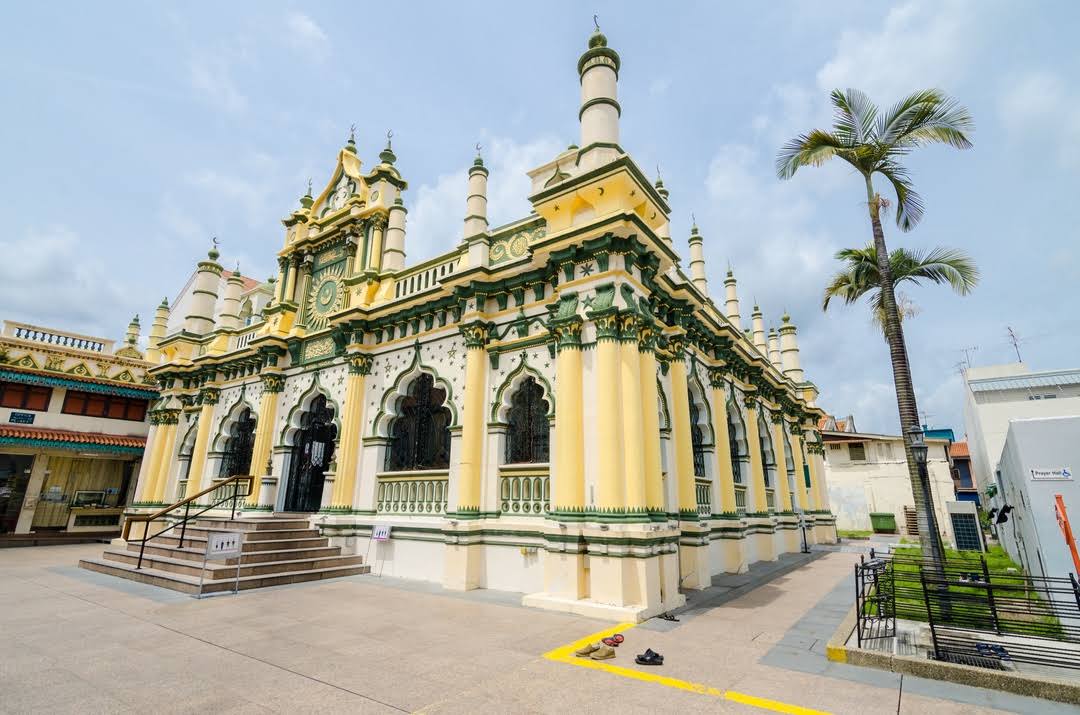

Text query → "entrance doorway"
[0,455,33,533]
[283,394,337,512]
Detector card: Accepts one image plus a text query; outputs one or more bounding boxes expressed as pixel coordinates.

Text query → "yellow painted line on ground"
[543,623,832,715]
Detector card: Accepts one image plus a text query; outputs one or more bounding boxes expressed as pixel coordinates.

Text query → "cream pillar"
[330,354,372,509]
[638,329,664,516]
[284,254,300,303]
[184,387,220,498]
[133,418,162,503]
[771,413,793,513]
[668,344,697,519]
[595,314,625,511]
[149,412,180,503]
[246,373,284,506]
[619,316,646,515]
[553,320,585,512]
[367,216,387,273]
[456,323,489,515]
[708,369,737,514]
[743,396,768,514]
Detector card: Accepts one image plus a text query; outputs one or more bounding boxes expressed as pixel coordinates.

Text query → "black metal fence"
[854,551,1080,671]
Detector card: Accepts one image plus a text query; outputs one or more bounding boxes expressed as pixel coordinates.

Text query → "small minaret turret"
[768,328,782,368]
[384,197,408,273]
[724,269,742,331]
[687,217,708,294]
[577,19,621,170]
[751,305,767,354]
[185,242,222,335]
[146,298,170,362]
[463,146,489,239]
[655,170,671,243]
[779,313,805,383]
[217,265,245,330]
[124,315,141,347]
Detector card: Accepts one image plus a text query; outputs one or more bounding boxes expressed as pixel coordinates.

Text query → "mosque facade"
[130,27,835,620]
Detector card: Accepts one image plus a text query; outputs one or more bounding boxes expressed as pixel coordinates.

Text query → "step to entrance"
[78,515,367,595]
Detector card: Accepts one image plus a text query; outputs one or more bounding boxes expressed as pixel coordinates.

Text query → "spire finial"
[235,261,241,275]
[473,142,484,167]
[386,129,393,148]
[380,129,397,165]
[306,178,312,196]
[587,15,607,48]
[348,123,356,144]
[208,236,220,261]
[593,14,600,31]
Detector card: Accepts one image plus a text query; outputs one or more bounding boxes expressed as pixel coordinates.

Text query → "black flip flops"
[635,648,664,666]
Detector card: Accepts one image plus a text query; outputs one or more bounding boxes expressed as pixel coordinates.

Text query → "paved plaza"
[0,544,1069,714]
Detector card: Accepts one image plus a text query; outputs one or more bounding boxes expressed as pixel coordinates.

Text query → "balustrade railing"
[500,472,549,515]
[4,321,111,353]
[232,323,263,351]
[765,488,776,513]
[695,479,712,517]
[734,485,747,516]
[376,473,448,514]
[393,256,460,300]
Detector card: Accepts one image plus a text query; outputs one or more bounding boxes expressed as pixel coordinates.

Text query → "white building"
[963,363,1080,499]
[821,415,955,545]
[994,416,1080,602]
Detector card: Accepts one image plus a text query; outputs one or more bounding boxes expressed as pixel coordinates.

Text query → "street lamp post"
[906,425,948,615]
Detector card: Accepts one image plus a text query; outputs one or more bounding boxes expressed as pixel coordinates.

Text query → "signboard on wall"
[8,412,34,424]
[1032,467,1073,481]
[372,525,392,541]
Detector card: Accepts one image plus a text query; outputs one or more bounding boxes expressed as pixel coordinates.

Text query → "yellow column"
[619,315,646,515]
[553,320,585,512]
[184,387,219,498]
[150,416,180,503]
[134,419,163,503]
[743,395,769,513]
[638,328,664,515]
[331,354,372,509]
[790,429,809,512]
[595,314,624,511]
[457,323,489,514]
[708,369,737,514]
[367,216,386,272]
[284,255,299,302]
[668,339,697,519]
[246,373,284,506]
[771,413,793,513]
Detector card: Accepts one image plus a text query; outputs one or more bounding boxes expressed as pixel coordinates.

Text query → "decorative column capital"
[460,321,492,349]
[371,213,389,231]
[347,353,374,375]
[617,312,639,343]
[770,409,785,425]
[593,312,621,342]
[552,318,583,351]
[198,387,220,405]
[742,392,759,411]
[260,372,285,393]
[668,335,687,359]
[637,322,657,352]
[708,367,728,389]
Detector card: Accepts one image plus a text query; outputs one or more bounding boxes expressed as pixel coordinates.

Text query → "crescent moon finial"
[593,14,600,31]
[212,236,219,248]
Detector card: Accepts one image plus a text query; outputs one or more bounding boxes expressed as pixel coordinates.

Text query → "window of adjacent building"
[0,381,52,411]
[385,373,451,471]
[505,377,550,464]
[61,390,148,421]
[848,442,867,461]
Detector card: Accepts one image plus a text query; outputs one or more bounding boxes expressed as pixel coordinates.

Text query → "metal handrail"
[123,474,253,570]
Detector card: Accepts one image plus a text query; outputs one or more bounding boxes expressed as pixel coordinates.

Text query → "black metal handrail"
[123,475,253,570]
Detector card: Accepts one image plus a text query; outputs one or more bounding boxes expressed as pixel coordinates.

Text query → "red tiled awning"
[0,424,146,449]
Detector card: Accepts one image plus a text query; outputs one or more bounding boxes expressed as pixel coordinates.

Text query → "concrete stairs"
[78,516,369,595]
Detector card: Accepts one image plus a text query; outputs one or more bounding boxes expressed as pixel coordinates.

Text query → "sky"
[2,1,1078,436]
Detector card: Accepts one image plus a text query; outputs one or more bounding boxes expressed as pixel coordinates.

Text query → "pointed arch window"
[505,377,549,464]
[689,395,706,478]
[759,417,775,488]
[728,420,744,484]
[385,373,451,471]
[218,407,257,478]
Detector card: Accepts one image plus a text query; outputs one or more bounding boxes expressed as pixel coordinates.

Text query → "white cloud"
[189,53,247,113]
[0,226,128,337]
[184,169,266,228]
[998,70,1080,168]
[405,135,562,262]
[816,0,976,102]
[648,77,672,96]
[285,12,330,61]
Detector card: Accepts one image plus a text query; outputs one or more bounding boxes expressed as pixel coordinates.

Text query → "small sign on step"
[372,525,392,541]
[206,530,244,560]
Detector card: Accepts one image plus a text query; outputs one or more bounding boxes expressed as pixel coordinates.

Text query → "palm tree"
[823,245,979,334]
[777,89,973,565]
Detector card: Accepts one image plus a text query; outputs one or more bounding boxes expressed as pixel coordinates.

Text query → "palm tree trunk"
[864,176,946,567]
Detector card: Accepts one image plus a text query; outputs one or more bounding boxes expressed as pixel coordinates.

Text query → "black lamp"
[907,425,928,465]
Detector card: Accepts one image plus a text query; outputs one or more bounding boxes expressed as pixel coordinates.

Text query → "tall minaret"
[687,218,708,294]
[146,298,170,363]
[767,328,782,368]
[184,244,222,335]
[124,315,141,347]
[724,269,742,331]
[751,305,767,354]
[577,21,621,171]
[779,313,805,382]
[217,266,245,330]
[655,171,671,243]
[463,148,489,239]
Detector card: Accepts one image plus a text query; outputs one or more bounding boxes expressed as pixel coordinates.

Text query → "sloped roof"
[0,425,146,450]
[950,441,970,458]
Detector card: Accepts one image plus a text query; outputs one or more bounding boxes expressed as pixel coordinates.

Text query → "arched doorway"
[218,407,257,478]
[283,394,337,512]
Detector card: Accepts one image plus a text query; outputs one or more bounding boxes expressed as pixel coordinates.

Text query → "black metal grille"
[284,395,337,512]
[689,396,706,477]
[728,421,743,484]
[385,373,451,471]
[759,432,773,487]
[505,377,550,464]
[218,408,256,478]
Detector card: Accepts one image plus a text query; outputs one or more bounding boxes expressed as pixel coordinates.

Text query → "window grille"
[848,442,867,461]
[690,396,706,477]
[218,408,257,478]
[385,373,451,471]
[505,377,550,464]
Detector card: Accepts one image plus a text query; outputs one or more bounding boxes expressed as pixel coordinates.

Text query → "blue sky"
[2,1,1078,436]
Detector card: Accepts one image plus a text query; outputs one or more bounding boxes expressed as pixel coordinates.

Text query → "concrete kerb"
[825,605,1080,706]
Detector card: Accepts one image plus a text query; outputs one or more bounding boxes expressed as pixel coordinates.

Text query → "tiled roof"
[222,270,263,292]
[0,367,158,399]
[0,425,146,449]
[968,368,1080,393]
[950,441,970,458]
[817,417,849,431]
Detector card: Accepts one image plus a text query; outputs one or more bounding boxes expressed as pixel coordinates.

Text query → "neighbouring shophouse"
[0,319,158,538]
[820,414,956,545]
[963,363,1080,502]
[949,441,980,505]
[86,26,837,621]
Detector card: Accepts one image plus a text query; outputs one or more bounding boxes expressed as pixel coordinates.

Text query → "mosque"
[117,26,835,620]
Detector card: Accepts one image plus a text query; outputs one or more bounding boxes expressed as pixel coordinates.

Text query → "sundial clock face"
[307,273,344,330]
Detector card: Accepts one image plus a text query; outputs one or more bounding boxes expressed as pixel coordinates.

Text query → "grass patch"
[838,529,873,539]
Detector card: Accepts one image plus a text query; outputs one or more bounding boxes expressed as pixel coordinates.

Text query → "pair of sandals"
[575,633,625,660]
[635,648,664,666]
[975,643,1010,660]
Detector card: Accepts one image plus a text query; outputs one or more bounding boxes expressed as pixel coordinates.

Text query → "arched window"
[218,407,257,477]
[758,416,775,487]
[505,377,549,463]
[728,420,744,484]
[385,373,451,471]
[689,395,706,477]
